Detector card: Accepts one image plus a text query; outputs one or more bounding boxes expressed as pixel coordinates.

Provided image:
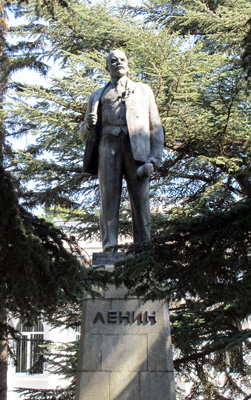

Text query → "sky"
[6,0,144,149]
[7,0,143,85]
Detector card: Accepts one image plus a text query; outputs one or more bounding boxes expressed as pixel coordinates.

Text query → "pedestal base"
[75,256,176,400]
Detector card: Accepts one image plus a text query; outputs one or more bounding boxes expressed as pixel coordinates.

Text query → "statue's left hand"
[137,163,154,178]
[87,112,98,128]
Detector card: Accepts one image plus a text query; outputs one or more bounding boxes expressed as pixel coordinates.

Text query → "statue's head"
[106,49,129,80]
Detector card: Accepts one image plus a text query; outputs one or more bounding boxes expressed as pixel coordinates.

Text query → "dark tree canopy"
[1,0,251,399]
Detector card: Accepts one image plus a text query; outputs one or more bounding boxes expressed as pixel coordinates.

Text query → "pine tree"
[0,2,101,399]
[4,0,251,399]
[113,1,251,398]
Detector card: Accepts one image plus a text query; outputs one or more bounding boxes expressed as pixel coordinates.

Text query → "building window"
[16,320,45,374]
[75,325,81,341]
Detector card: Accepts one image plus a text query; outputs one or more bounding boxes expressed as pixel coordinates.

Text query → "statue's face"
[107,50,129,80]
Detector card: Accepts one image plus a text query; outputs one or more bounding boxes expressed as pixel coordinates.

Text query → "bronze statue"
[79,50,164,250]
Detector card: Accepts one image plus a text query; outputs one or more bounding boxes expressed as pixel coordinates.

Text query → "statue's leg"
[127,174,151,243]
[98,135,123,250]
[123,136,151,243]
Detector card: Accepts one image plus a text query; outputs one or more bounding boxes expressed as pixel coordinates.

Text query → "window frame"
[15,320,45,375]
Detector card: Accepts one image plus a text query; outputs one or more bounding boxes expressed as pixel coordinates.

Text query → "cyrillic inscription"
[107,310,117,323]
[119,311,130,323]
[93,310,157,324]
[93,311,105,323]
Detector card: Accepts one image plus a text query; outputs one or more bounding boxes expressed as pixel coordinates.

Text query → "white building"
[7,237,101,400]
[7,320,80,400]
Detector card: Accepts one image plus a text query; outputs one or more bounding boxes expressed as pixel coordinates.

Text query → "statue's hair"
[105,49,128,72]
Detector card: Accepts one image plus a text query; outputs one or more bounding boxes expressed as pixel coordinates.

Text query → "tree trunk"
[0,0,7,165]
[0,5,8,400]
[0,5,8,398]
[0,311,8,400]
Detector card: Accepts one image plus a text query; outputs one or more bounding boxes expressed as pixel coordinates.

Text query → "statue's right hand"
[87,112,98,127]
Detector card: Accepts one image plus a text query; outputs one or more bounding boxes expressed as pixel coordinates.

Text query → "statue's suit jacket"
[79,78,164,174]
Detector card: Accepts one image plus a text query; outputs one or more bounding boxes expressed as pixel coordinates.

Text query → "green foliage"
[1,0,102,329]
[0,165,90,326]
[6,0,73,18]
[242,17,251,80]
[16,340,78,399]
[114,199,251,317]
[114,199,251,399]
[3,0,251,398]
[16,386,75,400]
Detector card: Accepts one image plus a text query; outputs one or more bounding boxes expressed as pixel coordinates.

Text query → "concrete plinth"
[75,254,176,400]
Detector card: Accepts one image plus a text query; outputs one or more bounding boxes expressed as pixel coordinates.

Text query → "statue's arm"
[79,90,100,142]
[79,96,93,143]
[79,116,90,143]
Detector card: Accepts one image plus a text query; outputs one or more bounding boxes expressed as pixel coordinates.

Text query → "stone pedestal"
[75,253,176,400]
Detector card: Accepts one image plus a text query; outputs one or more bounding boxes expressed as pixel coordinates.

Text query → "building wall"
[7,320,79,400]
[7,231,102,399]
